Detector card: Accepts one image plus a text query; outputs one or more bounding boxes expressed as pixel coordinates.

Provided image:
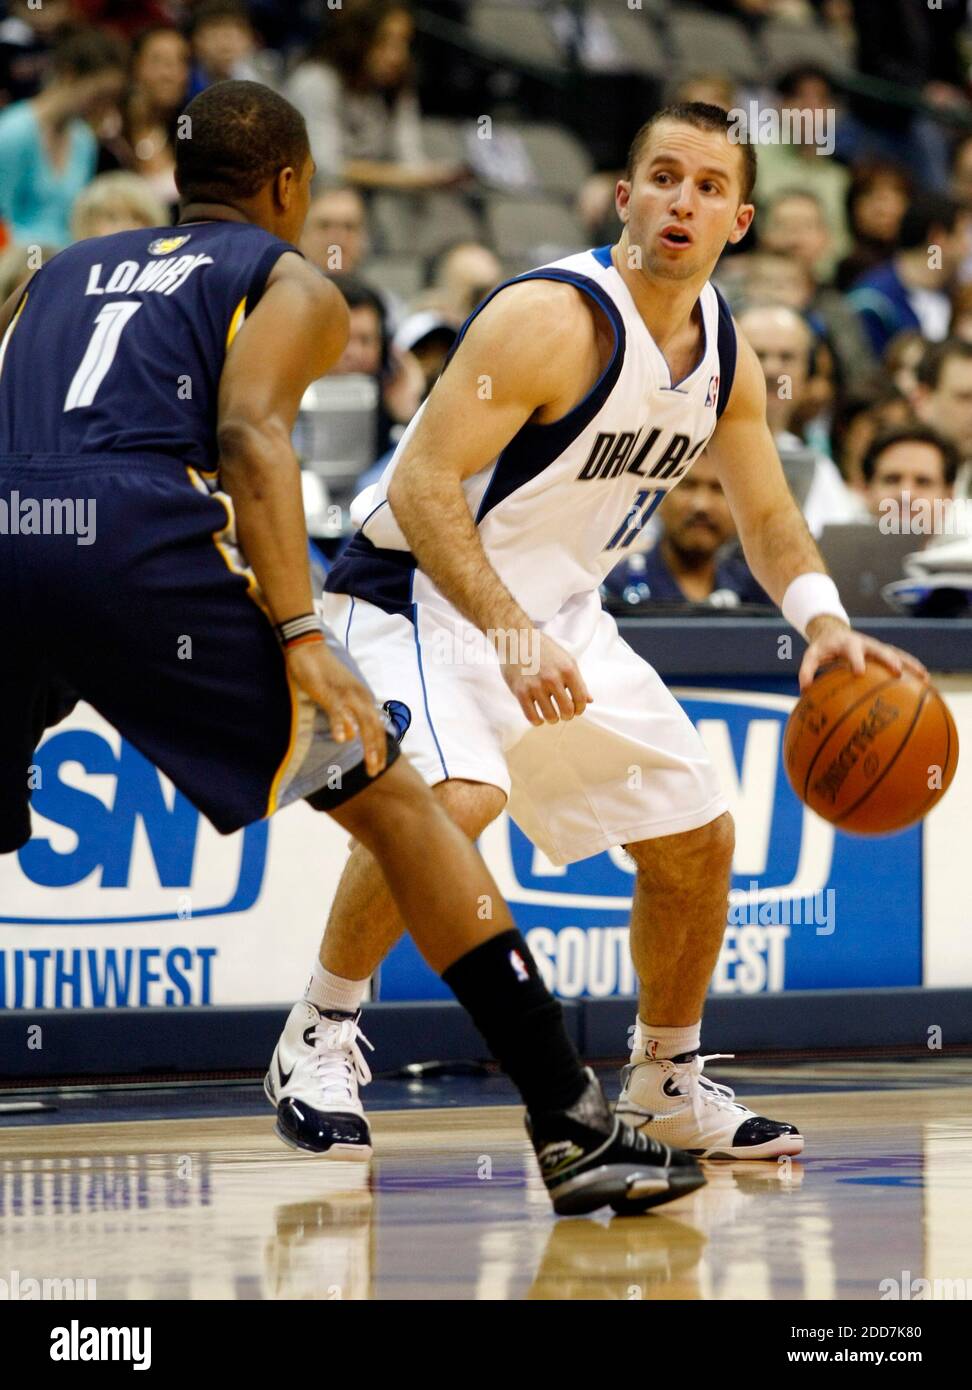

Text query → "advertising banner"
[1,684,968,1009]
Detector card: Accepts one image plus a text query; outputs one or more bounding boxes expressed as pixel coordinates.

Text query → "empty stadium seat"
[599,7,671,77]
[364,255,426,304]
[669,8,760,84]
[505,121,594,197]
[370,191,484,257]
[468,3,563,68]
[485,192,588,260]
[760,17,853,79]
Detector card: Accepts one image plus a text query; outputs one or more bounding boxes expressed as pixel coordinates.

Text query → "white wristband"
[781,572,849,639]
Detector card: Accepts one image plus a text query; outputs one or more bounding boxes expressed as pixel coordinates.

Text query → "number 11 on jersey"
[605,488,665,550]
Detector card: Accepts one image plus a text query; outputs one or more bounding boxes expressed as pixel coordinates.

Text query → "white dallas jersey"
[328,245,737,624]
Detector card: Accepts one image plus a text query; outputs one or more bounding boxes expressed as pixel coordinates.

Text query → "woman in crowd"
[835,160,912,291]
[0,27,126,247]
[98,25,190,212]
[287,0,465,192]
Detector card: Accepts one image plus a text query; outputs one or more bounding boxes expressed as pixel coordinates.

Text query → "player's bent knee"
[327,755,433,844]
[625,810,735,880]
[433,778,507,840]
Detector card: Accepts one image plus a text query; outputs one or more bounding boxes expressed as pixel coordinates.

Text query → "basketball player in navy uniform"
[0,81,707,1217]
[275,103,925,1160]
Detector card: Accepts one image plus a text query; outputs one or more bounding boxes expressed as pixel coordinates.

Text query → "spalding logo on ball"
[783,658,958,835]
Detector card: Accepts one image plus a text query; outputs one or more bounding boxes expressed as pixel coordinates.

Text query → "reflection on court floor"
[1,1065,970,1300]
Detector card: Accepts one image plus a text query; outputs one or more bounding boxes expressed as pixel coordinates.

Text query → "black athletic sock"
[442,929,588,1115]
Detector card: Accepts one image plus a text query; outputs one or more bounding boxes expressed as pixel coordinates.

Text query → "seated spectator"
[835,161,912,292]
[950,285,972,344]
[288,1,465,191]
[952,131,972,210]
[414,240,503,321]
[328,276,425,455]
[392,311,458,398]
[0,0,74,108]
[603,452,771,608]
[753,66,852,267]
[737,304,867,533]
[0,28,126,248]
[300,184,369,275]
[747,216,878,393]
[847,193,972,357]
[883,329,928,406]
[101,26,189,211]
[70,169,168,240]
[760,187,837,285]
[187,0,271,99]
[861,425,959,534]
[299,183,406,330]
[831,384,916,492]
[914,337,972,495]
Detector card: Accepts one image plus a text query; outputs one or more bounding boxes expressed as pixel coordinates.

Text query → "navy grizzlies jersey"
[0,221,297,469]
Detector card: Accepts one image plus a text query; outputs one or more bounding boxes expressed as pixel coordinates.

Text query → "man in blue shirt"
[848,193,969,358]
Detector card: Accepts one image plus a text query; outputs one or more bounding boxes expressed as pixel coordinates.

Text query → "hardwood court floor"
[1,1064,970,1300]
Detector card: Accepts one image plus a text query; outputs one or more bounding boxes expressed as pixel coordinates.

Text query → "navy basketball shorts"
[0,454,398,854]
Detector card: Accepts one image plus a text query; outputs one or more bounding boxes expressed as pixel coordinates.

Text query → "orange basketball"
[783,658,959,835]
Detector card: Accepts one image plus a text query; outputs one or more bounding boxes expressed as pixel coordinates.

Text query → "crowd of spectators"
[1,0,970,613]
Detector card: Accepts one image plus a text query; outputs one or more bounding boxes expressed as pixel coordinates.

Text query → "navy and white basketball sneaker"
[528,1069,706,1216]
[265,1002,374,1158]
[616,1032,804,1160]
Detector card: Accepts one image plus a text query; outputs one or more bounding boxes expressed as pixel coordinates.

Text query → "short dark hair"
[861,423,959,486]
[916,336,972,391]
[776,64,833,99]
[625,103,757,202]
[765,186,826,219]
[50,27,127,79]
[898,192,962,251]
[189,0,251,37]
[175,80,310,204]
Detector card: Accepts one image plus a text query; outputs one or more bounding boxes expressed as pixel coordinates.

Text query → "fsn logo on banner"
[0,708,345,1009]
[0,692,923,1008]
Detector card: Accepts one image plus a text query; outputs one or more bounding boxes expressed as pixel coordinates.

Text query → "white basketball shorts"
[322,588,727,865]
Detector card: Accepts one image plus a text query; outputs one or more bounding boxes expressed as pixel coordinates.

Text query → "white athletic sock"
[304,960,368,1015]
[632,1018,702,1062]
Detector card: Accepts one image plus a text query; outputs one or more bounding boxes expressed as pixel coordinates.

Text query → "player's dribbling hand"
[800,615,928,692]
[285,643,388,777]
[500,631,593,727]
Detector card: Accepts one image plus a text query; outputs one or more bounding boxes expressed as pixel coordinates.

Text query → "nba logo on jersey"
[705,374,720,408]
[509,949,530,982]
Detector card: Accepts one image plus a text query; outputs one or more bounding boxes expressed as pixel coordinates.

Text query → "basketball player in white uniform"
[266,103,923,1160]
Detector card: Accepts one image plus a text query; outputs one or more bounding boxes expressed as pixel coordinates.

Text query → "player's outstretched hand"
[800,615,929,692]
[500,631,593,727]
[285,642,388,777]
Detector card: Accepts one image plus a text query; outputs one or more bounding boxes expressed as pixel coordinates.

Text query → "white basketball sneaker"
[616,1028,804,1160]
[265,1002,374,1159]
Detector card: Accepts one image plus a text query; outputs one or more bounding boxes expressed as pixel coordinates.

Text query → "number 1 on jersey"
[64,300,142,411]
